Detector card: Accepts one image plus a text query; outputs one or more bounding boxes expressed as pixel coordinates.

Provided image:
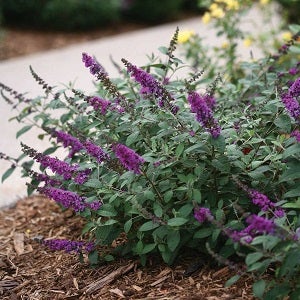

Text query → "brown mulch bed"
[0,23,148,61]
[0,195,255,299]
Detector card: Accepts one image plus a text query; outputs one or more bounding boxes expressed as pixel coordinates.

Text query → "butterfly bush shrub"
[1,3,300,299]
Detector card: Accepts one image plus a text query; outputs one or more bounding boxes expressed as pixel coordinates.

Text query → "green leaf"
[139,221,160,231]
[279,162,300,182]
[282,144,300,159]
[167,217,188,227]
[282,199,300,209]
[141,243,156,254]
[143,190,155,201]
[225,274,240,287]
[279,249,300,277]
[103,219,118,225]
[1,166,16,183]
[175,143,184,157]
[16,125,33,139]
[97,204,117,217]
[194,227,213,239]
[210,135,225,153]
[290,45,300,54]
[245,252,264,266]
[103,254,114,262]
[126,132,140,146]
[88,250,99,265]
[167,230,180,251]
[43,147,58,155]
[283,186,300,198]
[164,190,173,203]
[82,222,95,235]
[252,279,266,299]
[158,46,168,54]
[153,203,163,217]
[178,204,193,217]
[192,189,202,203]
[264,283,290,299]
[124,219,132,233]
[247,259,272,273]
[274,114,291,132]
[84,179,102,188]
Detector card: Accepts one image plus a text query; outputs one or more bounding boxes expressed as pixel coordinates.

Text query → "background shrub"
[275,0,300,24]
[100,0,183,24]
[0,0,121,31]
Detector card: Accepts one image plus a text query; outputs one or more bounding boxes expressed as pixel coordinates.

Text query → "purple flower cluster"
[204,94,216,110]
[40,186,102,212]
[84,140,110,164]
[281,77,300,121]
[194,206,277,245]
[88,96,112,115]
[122,59,179,114]
[113,143,145,174]
[34,172,61,187]
[43,239,95,254]
[194,207,213,223]
[289,77,300,98]
[249,190,274,211]
[37,154,78,180]
[53,130,84,158]
[188,91,221,138]
[82,52,107,76]
[248,189,285,217]
[53,130,110,165]
[231,215,275,244]
[74,168,91,184]
[291,129,300,142]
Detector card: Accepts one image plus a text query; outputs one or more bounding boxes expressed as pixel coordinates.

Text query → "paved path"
[0,5,280,207]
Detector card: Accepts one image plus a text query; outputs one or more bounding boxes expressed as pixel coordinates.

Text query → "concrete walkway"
[0,5,280,207]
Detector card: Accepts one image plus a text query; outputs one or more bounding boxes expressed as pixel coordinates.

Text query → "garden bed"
[0,195,255,299]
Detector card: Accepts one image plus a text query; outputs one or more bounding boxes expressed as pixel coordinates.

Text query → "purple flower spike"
[88,201,102,211]
[194,207,213,223]
[37,155,78,180]
[84,141,110,164]
[122,58,178,114]
[43,239,95,254]
[74,168,91,184]
[40,187,87,212]
[289,77,300,98]
[289,68,298,76]
[188,91,221,138]
[53,130,84,158]
[249,190,274,211]
[82,52,107,76]
[113,143,145,174]
[245,214,275,235]
[88,96,112,115]
[291,130,300,142]
[280,93,300,120]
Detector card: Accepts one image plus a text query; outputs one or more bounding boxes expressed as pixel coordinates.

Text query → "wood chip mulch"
[0,195,255,299]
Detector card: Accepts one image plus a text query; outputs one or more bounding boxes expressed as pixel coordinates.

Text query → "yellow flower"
[211,7,225,18]
[282,31,292,41]
[225,0,239,10]
[221,41,229,49]
[209,3,219,11]
[243,37,253,47]
[202,12,211,24]
[177,30,195,44]
[260,0,270,5]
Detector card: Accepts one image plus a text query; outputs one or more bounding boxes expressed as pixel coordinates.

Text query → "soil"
[0,195,255,300]
[1,19,255,299]
[0,23,148,61]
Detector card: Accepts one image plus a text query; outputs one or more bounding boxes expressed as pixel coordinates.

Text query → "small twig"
[85,262,135,294]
